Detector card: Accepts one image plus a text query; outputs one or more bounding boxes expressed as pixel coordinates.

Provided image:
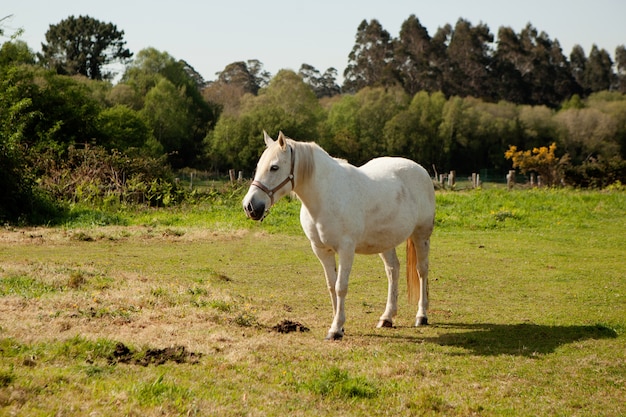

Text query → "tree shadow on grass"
[422,322,618,357]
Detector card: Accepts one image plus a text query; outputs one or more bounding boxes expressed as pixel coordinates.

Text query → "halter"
[250,145,295,206]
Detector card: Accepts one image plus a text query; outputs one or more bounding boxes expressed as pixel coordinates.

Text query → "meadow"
[0,187,625,416]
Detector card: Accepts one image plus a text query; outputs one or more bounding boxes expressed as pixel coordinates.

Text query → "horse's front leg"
[376,248,399,328]
[311,244,339,325]
[326,248,355,340]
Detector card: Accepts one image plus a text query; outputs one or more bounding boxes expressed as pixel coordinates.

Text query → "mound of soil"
[109,342,202,366]
[271,320,310,334]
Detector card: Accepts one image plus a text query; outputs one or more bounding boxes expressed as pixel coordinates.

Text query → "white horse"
[243,132,435,340]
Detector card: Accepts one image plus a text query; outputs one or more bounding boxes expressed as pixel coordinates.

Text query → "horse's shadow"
[370,322,618,357]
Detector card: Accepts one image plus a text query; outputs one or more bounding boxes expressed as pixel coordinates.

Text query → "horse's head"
[243,131,295,221]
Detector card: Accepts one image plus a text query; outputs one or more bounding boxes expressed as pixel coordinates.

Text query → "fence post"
[530,173,536,187]
[506,170,515,190]
[229,169,236,182]
[448,171,456,188]
[238,171,243,181]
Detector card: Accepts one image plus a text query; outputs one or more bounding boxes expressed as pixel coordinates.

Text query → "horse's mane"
[284,137,350,185]
[286,139,320,184]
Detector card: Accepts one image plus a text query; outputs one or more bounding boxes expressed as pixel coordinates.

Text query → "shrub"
[505,143,567,186]
[564,156,626,188]
[34,144,182,207]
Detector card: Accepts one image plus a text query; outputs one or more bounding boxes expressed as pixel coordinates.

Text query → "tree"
[0,63,41,222]
[554,107,619,163]
[570,44,587,92]
[383,91,447,168]
[513,25,579,107]
[121,48,218,166]
[320,94,360,161]
[140,77,193,162]
[122,48,181,102]
[517,104,558,150]
[343,19,397,93]
[322,86,408,165]
[207,70,323,172]
[444,19,493,99]
[0,40,35,66]
[214,60,270,95]
[96,105,153,151]
[298,63,341,98]
[394,15,439,95]
[491,26,530,104]
[584,45,613,93]
[616,45,626,93]
[40,15,132,80]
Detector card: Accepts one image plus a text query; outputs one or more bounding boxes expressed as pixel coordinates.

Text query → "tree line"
[343,16,626,107]
[1,14,625,223]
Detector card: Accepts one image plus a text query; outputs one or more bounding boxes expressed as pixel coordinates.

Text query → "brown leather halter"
[250,146,295,206]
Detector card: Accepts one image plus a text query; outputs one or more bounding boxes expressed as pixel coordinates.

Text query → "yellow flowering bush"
[505,142,566,186]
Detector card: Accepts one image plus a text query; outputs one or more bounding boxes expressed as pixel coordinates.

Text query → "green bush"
[35,144,181,207]
[564,157,626,188]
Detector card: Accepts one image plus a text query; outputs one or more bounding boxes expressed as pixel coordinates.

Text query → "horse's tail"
[406,238,420,305]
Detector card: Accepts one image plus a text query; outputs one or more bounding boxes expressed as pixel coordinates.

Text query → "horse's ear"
[277,131,287,150]
[263,130,274,147]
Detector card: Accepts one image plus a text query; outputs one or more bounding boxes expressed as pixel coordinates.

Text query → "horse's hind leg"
[376,248,399,328]
[410,232,430,326]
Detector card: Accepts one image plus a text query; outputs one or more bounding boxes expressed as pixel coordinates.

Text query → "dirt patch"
[109,342,202,366]
[271,320,310,334]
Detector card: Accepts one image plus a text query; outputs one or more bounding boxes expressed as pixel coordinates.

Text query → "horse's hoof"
[415,317,429,326]
[324,331,344,341]
[376,319,394,328]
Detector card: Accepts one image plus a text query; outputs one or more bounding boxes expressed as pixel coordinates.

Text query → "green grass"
[0,188,624,416]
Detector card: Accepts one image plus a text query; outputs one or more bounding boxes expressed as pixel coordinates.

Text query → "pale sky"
[3,0,625,83]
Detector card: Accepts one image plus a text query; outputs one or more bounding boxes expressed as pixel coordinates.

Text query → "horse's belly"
[354,224,411,254]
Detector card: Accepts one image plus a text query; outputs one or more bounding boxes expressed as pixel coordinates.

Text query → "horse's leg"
[376,248,399,328]
[311,243,338,320]
[326,248,355,340]
[411,234,430,326]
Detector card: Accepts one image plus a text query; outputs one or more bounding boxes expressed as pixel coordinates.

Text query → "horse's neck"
[294,147,346,217]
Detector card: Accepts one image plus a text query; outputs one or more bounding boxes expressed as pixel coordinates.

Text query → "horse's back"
[354,157,434,252]
[359,157,434,210]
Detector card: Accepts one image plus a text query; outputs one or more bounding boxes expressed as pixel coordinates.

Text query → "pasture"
[0,188,625,416]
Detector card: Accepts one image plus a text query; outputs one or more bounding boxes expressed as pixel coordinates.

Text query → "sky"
[3,0,626,83]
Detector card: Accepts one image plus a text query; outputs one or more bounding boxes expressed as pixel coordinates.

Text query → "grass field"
[1,188,625,416]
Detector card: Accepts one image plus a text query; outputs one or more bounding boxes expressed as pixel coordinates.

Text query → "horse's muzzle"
[244,200,266,221]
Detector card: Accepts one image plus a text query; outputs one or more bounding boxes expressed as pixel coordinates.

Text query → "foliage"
[207,70,323,172]
[120,48,218,167]
[505,143,565,186]
[298,63,341,98]
[343,19,396,94]
[0,64,60,223]
[213,60,270,95]
[39,15,132,81]
[321,86,409,165]
[2,13,626,227]
[343,16,621,108]
[96,104,153,151]
[34,144,180,207]
[564,157,626,188]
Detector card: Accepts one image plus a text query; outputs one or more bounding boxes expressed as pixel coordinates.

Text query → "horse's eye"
[270,165,279,172]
